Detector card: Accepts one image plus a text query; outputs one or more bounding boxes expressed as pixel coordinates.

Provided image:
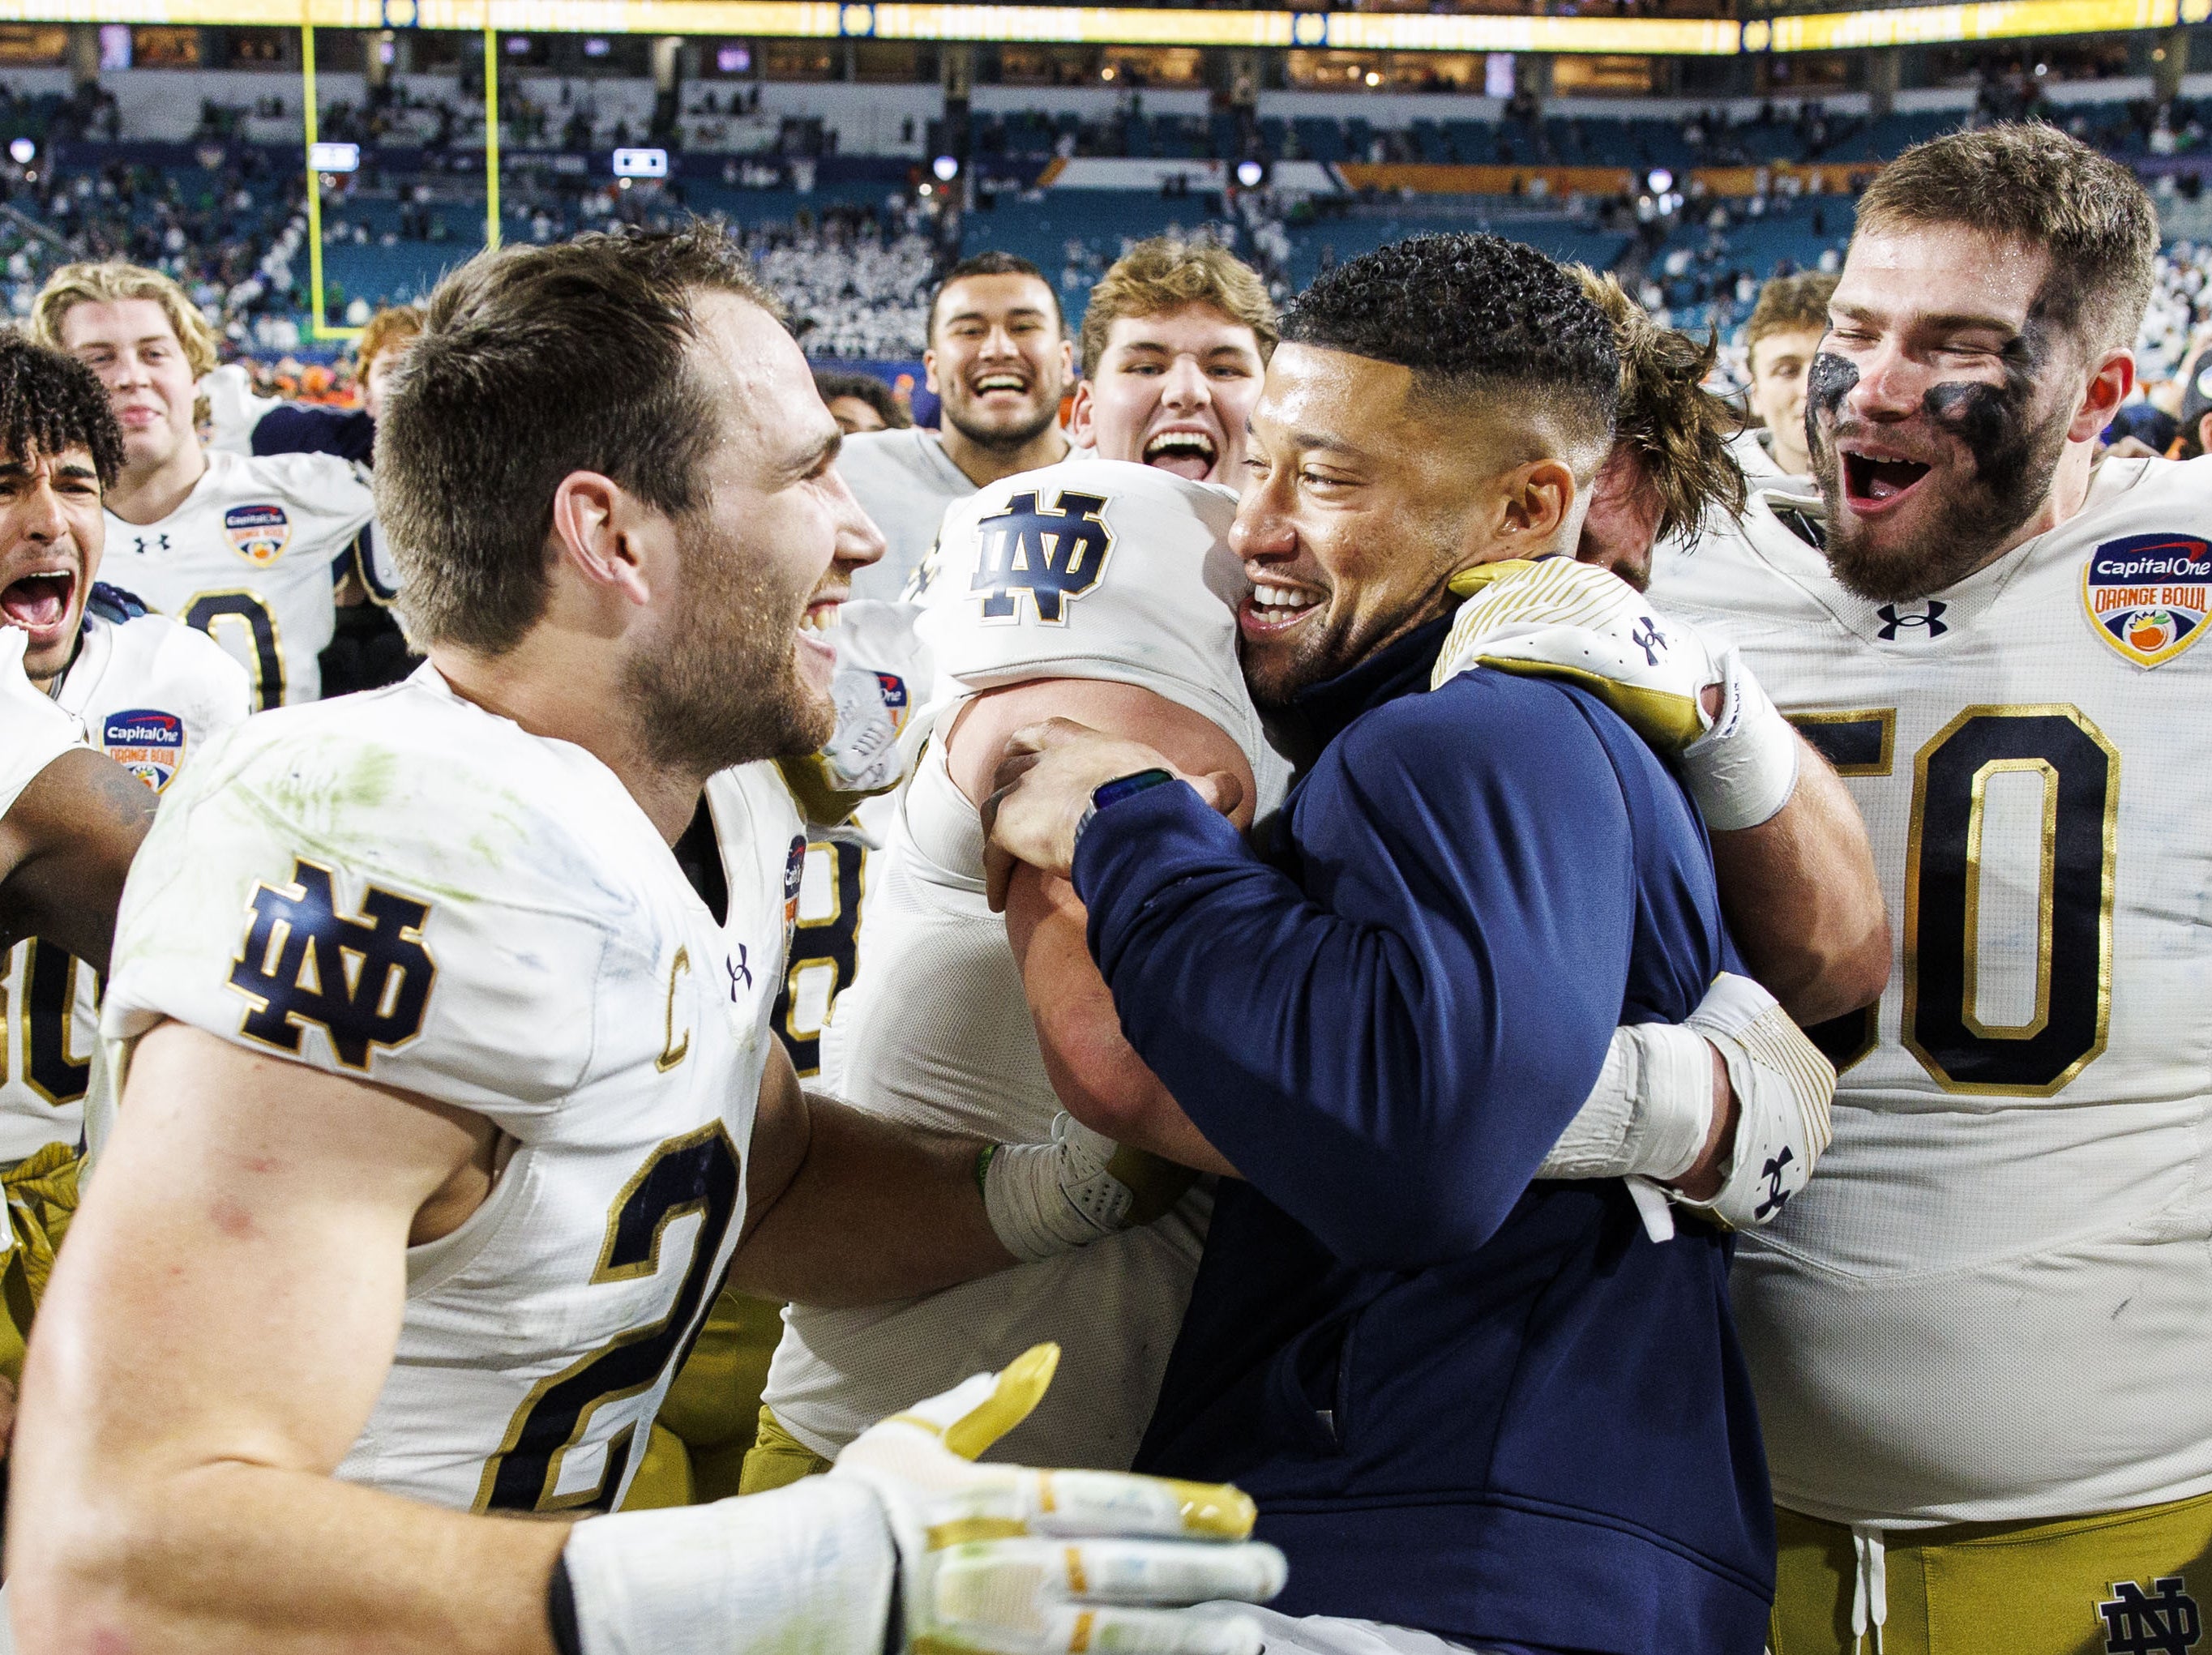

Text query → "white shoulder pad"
[0,627,85,819]
[914,460,1254,750]
[243,449,376,539]
[101,681,670,1134]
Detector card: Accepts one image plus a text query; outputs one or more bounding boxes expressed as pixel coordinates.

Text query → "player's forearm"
[9,1460,567,1655]
[1008,867,1238,1177]
[1710,733,1890,1026]
[726,1096,1016,1308]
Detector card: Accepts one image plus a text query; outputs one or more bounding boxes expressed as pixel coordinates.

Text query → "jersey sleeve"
[263,452,377,563]
[101,719,611,1136]
[914,460,1259,761]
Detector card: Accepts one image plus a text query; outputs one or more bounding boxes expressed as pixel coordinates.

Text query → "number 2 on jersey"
[1791,705,2117,1093]
[184,589,285,710]
[474,1122,742,1513]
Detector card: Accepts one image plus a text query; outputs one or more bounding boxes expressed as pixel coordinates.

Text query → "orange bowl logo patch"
[225,502,291,567]
[2082,532,2212,669]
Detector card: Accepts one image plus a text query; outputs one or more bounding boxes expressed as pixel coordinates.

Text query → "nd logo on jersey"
[971,489,1115,623]
[2082,532,2212,669]
[101,708,185,792]
[225,502,292,567]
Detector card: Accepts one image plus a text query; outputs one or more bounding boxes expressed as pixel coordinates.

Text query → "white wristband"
[1679,646,1799,832]
[563,1475,896,1655]
[982,1114,1132,1264]
[1538,1021,1714,1183]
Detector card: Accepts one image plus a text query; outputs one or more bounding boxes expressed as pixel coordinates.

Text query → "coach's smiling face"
[1232,344,1581,714]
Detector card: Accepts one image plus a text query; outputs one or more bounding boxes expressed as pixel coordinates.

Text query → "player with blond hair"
[33,261,373,708]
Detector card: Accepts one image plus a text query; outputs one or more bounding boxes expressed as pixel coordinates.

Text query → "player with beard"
[32,264,376,710]
[7,228,1287,1655]
[1647,125,2212,1653]
[977,233,1875,1653]
[837,253,1073,602]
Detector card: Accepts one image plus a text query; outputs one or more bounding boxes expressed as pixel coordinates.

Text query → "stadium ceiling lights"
[0,0,2199,53]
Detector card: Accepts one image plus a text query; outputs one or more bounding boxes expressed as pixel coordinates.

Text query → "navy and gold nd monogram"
[228,857,435,1070]
[971,488,1115,624]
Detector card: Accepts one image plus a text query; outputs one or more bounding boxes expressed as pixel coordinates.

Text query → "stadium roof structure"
[0,0,2201,53]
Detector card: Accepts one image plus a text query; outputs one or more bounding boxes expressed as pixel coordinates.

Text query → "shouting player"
[32,263,374,708]
[1650,125,2212,1653]
[10,228,1285,1655]
[0,333,247,1374]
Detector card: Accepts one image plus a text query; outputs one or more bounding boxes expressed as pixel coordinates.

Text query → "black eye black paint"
[1806,352,1858,420]
[1920,318,2050,501]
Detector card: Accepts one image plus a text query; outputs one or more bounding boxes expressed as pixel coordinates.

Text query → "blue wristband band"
[1075,767,1177,851]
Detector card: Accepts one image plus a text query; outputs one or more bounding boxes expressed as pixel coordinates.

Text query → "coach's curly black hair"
[1282,233,1619,448]
[0,331,125,486]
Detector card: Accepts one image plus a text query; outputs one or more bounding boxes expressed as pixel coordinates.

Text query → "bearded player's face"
[1809,223,2097,604]
[627,293,879,775]
[1230,344,1486,713]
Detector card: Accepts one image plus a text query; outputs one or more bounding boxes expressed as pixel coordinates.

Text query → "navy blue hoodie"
[1072,618,1774,1654]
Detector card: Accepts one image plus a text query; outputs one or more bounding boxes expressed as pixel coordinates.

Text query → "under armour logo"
[228,858,434,1071]
[1630,615,1668,665]
[1876,601,1949,640]
[1754,1147,1796,1221]
[727,947,751,998]
[2100,1577,2201,1655]
[971,489,1115,624]
[132,533,172,557]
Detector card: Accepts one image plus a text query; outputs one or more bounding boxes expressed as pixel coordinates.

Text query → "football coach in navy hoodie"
[981,235,1791,1654]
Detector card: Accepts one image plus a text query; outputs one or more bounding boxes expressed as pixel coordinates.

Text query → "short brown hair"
[927,250,1059,342]
[357,303,425,376]
[30,261,220,379]
[1573,267,1746,545]
[1744,272,1838,366]
[377,225,781,656]
[1852,122,2158,354]
[1076,237,1279,379]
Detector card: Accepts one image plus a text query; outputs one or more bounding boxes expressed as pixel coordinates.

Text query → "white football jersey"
[104,448,374,709]
[836,427,978,602]
[769,461,1284,1469]
[1650,456,2212,1527]
[0,599,248,1165]
[101,668,788,1512]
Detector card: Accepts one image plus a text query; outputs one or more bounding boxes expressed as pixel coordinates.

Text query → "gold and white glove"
[560,1345,1284,1655]
[834,1343,1286,1655]
[1436,558,1799,830]
[0,625,87,823]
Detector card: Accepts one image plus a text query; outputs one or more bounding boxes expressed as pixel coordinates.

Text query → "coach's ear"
[547,469,660,610]
[1488,456,1579,560]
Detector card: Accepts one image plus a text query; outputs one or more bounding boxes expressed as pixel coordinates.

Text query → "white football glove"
[0,625,88,823]
[1668,972,1836,1232]
[1435,558,1799,829]
[983,1114,1198,1264]
[1537,973,1837,1240]
[563,1345,1284,1655]
[835,1343,1286,1655]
